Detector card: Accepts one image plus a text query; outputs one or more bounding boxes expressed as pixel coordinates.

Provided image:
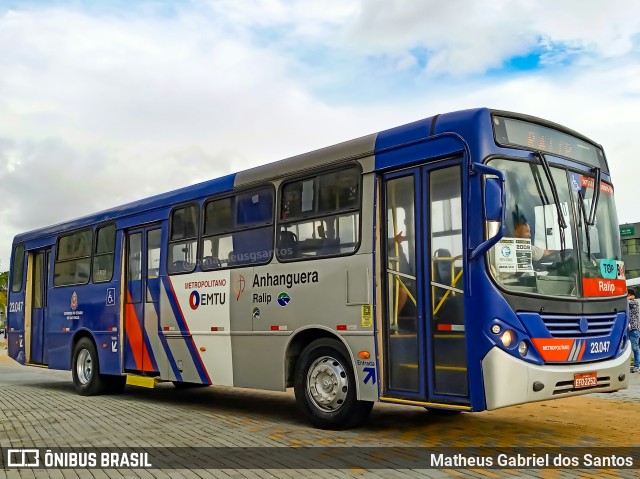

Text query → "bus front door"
[29,249,50,365]
[124,227,162,374]
[382,161,470,407]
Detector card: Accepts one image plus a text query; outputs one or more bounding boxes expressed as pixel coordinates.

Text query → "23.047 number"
[590,341,610,354]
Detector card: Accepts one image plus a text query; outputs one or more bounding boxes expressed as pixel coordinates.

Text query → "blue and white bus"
[6,108,630,429]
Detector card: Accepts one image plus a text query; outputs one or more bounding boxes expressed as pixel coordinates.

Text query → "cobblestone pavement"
[0,350,638,479]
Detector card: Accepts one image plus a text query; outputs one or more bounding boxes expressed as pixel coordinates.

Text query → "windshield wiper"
[578,189,592,259]
[587,166,602,226]
[534,151,567,254]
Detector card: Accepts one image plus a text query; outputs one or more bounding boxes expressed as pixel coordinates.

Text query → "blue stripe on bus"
[163,276,211,384]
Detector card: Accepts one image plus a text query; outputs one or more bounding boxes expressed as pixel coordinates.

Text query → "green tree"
[0,270,7,292]
[0,270,7,324]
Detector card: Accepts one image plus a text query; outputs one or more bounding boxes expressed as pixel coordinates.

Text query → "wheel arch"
[70,329,98,369]
[284,326,358,392]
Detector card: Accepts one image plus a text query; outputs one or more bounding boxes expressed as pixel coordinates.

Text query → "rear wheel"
[294,338,373,429]
[72,338,107,396]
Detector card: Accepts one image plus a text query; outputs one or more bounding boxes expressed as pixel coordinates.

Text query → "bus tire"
[72,338,107,396]
[294,338,373,430]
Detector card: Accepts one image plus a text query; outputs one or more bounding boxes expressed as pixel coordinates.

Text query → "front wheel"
[72,338,107,396]
[294,338,373,429]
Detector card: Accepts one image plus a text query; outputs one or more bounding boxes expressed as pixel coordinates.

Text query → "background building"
[621,222,640,281]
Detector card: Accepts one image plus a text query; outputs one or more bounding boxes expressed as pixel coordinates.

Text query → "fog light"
[518,341,528,356]
[500,330,514,347]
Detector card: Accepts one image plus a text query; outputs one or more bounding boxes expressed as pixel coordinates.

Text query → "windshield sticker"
[600,259,617,279]
[495,238,534,273]
[570,173,581,192]
[582,176,613,195]
[569,172,613,195]
[617,261,625,280]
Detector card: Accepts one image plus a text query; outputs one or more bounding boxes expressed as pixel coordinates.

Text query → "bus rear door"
[124,227,162,374]
[28,248,51,365]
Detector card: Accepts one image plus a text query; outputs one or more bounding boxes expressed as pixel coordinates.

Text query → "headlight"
[500,330,515,347]
[518,341,528,356]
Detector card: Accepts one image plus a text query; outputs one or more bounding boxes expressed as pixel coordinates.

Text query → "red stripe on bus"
[437,324,452,331]
[578,340,586,361]
[125,291,153,372]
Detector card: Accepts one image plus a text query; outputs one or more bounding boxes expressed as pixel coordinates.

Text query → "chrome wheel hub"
[76,349,93,385]
[307,355,348,412]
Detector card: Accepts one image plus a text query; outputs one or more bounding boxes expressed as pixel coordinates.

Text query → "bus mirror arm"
[469,163,505,260]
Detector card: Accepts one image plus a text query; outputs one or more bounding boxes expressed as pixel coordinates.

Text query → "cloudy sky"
[1,0,640,269]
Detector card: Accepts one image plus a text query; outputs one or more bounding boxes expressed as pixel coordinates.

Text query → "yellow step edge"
[125,375,156,388]
[380,396,472,410]
[25,362,49,368]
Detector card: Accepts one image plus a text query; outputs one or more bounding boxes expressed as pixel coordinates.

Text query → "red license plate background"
[574,371,597,389]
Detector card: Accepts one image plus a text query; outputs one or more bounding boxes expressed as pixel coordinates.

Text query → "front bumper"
[482,343,631,410]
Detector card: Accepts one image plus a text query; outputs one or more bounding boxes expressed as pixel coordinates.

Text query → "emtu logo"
[189,291,200,310]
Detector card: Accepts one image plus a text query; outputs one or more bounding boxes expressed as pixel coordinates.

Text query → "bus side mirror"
[470,164,505,259]
[484,176,503,222]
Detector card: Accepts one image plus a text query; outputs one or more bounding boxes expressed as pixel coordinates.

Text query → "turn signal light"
[358,351,370,359]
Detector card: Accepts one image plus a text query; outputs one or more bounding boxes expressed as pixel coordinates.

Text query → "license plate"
[574,371,597,389]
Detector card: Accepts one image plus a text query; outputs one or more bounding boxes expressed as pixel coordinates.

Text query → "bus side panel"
[227,253,376,398]
[45,235,123,374]
[7,290,26,365]
[231,334,288,390]
[157,275,213,384]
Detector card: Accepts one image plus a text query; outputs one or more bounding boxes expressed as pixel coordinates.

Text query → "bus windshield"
[488,158,623,298]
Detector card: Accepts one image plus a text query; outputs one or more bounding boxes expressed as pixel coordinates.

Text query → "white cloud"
[344,0,640,74]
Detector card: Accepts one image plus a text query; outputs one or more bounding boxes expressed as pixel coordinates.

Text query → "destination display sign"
[493,115,607,170]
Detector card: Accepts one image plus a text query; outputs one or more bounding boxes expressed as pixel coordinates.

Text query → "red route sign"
[582,278,626,297]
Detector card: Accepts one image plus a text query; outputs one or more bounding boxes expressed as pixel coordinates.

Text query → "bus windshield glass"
[488,159,623,298]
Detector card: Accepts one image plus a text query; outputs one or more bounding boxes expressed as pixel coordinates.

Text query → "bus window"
[93,224,116,283]
[54,229,93,286]
[147,229,161,302]
[168,204,199,274]
[277,166,360,260]
[202,187,274,268]
[11,244,25,292]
